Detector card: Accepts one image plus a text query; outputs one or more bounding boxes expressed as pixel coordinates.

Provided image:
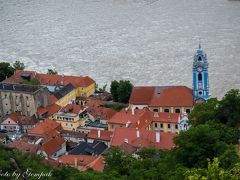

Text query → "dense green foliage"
[13,61,25,70]
[110,80,133,103]
[0,62,15,82]
[47,69,58,75]
[95,84,107,93]
[22,78,40,85]
[189,89,240,127]
[102,104,127,111]
[0,61,25,82]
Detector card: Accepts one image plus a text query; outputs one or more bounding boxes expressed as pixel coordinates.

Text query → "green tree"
[216,89,240,127]
[189,98,219,126]
[174,124,234,168]
[110,80,119,102]
[117,80,133,103]
[22,78,40,85]
[47,68,58,75]
[185,158,240,180]
[12,60,25,70]
[0,62,15,82]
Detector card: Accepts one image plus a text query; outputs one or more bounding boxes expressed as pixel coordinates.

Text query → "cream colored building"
[52,104,86,131]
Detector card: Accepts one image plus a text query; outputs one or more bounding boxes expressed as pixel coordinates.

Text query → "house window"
[66,123,68,126]
[8,121,10,124]
[164,108,170,113]
[160,124,163,128]
[186,109,191,114]
[153,109,158,112]
[175,124,178,129]
[71,124,73,127]
[199,91,203,95]
[155,123,158,128]
[168,124,171,129]
[175,109,181,113]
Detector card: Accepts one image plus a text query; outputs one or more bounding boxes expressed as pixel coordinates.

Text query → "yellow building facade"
[150,121,179,134]
[53,112,86,131]
[55,89,77,107]
[76,83,96,97]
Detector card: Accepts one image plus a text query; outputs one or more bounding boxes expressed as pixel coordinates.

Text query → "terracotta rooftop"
[7,140,38,154]
[28,119,62,137]
[60,104,85,114]
[3,70,95,88]
[40,135,65,157]
[129,86,193,107]
[119,142,138,154]
[108,109,138,126]
[58,155,105,172]
[131,108,181,129]
[85,98,103,108]
[111,127,175,150]
[87,129,113,141]
[86,107,116,120]
[4,112,37,125]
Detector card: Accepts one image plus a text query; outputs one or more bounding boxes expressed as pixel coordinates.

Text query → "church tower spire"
[193,44,210,103]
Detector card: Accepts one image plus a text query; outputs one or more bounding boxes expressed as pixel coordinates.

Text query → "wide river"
[0,0,240,98]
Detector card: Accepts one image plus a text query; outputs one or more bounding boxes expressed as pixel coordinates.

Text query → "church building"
[192,44,210,103]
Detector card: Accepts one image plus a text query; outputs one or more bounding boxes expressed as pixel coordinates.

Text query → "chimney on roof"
[126,120,131,128]
[98,130,101,138]
[156,131,160,143]
[154,112,159,117]
[74,158,77,167]
[136,128,140,138]
[131,108,134,115]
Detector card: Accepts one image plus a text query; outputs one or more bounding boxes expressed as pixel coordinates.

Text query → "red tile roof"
[37,104,61,117]
[111,127,175,150]
[60,104,85,114]
[119,142,138,154]
[87,129,113,141]
[6,112,37,125]
[129,86,193,107]
[129,86,156,105]
[86,107,116,120]
[37,107,49,115]
[58,155,105,172]
[131,109,180,129]
[85,99,103,108]
[47,104,61,116]
[28,119,62,137]
[50,95,58,104]
[40,136,65,157]
[108,109,138,125]
[3,70,95,88]
[7,140,38,154]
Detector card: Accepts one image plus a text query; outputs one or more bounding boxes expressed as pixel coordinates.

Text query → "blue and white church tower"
[193,44,210,102]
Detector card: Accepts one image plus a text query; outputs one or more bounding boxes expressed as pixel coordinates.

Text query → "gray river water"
[0,0,240,98]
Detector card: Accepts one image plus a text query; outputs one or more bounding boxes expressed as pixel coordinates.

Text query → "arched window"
[198,73,202,81]
[198,56,202,61]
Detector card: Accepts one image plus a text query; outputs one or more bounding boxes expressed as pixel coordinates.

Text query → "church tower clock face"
[197,66,203,72]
